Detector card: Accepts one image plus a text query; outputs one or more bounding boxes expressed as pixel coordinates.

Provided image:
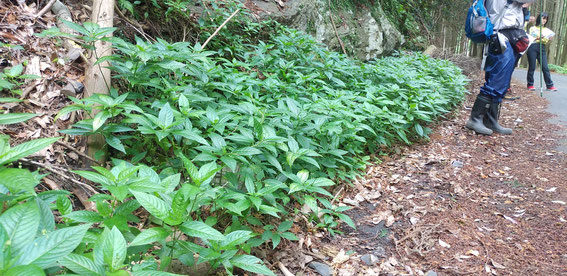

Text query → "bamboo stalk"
[201,9,240,49]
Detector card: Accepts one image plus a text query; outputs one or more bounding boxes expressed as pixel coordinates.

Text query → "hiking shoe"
[547,86,558,91]
[527,85,535,91]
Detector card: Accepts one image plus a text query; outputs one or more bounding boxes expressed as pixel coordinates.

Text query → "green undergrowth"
[0,2,467,275]
[549,63,567,74]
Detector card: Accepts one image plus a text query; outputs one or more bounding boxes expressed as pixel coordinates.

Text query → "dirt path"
[293,76,567,275]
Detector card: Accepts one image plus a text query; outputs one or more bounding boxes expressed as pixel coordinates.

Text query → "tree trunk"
[84,0,115,163]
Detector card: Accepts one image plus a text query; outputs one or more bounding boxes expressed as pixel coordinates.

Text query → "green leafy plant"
[43,11,467,275]
[549,64,567,74]
[0,63,41,95]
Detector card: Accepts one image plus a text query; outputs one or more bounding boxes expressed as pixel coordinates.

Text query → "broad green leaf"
[0,168,37,194]
[230,254,275,276]
[16,224,91,268]
[0,137,60,166]
[264,153,282,172]
[271,233,281,249]
[132,271,183,276]
[337,213,356,229]
[0,113,38,125]
[161,173,181,193]
[180,221,225,241]
[4,264,45,276]
[277,221,293,232]
[0,97,22,103]
[7,64,24,77]
[220,156,237,172]
[105,135,126,153]
[92,110,111,131]
[415,123,425,137]
[55,105,84,121]
[130,190,169,220]
[72,170,112,186]
[259,205,281,218]
[36,198,55,234]
[61,19,89,35]
[176,151,200,185]
[296,170,309,183]
[56,195,73,216]
[99,227,127,271]
[59,253,105,276]
[281,232,298,241]
[0,200,40,252]
[130,227,170,246]
[234,147,262,156]
[158,102,174,128]
[220,230,253,249]
[63,211,104,223]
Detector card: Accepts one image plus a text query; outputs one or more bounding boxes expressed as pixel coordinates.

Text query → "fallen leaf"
[491,259,506,269]
[332,249,349,265]
[467,249,480,256]
[439,239,451,248]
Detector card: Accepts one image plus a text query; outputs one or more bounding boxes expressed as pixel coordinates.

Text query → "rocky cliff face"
[248,0,404,60]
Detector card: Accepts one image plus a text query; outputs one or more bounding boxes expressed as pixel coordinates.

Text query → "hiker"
[466,0,534,135]
[526,12,558,92]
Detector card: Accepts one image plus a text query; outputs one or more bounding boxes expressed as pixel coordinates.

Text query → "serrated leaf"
[0,200,40,252]
[0,137,60,166]
[100,227,127,271]
[130,227,170,246]
[63,211,104,223]
[59,253,105,276]
[230,254,275,276]
[0,168,37,194]
[16,224,90,268]
[0,113,38,125]
[131,191,169,220]
[4,264,45,276]
[180,221,225,241]
[35,198,55,234]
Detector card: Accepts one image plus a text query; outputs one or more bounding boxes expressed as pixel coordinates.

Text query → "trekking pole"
[539,0,543,97]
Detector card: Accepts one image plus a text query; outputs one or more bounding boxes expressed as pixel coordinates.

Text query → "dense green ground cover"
[0,4,467,275]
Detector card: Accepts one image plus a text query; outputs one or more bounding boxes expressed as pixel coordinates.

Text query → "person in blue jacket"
[466,0,535,135]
